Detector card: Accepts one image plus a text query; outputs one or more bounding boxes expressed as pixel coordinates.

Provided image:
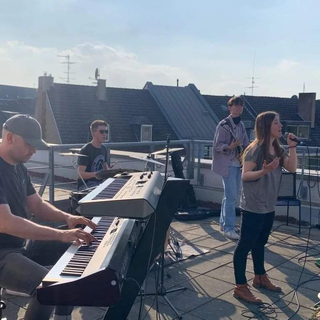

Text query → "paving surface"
[2,182,320,319]
[2,216,320,320]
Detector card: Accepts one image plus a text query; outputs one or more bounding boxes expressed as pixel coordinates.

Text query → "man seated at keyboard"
[0,114,97,320]
[77,119,110,190]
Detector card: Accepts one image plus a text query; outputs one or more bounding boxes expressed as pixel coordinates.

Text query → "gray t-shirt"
[240,145,287,214]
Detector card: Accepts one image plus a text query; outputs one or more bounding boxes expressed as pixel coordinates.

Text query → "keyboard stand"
[103,178,190,320]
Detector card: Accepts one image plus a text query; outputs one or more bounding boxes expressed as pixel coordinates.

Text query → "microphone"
[284,132,304,145]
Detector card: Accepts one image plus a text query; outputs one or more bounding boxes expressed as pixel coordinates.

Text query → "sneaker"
[220,225,224,232]
[5,289,31,297]
[224,230,240,240]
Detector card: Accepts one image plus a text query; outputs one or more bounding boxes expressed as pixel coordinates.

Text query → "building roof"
[144,82,219,140]
[46,83,178,144]
[0,84,37,100]
[242,95,304,122]
[0,99,36,135]
[203,95,256,125]
[0,99,36,115]
[310,100,320,146]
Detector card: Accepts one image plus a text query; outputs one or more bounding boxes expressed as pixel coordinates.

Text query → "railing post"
[149,144,155,171]
[186,140,194,179]
[300,149,305,184]
[197,143,202,185]
[49,147,55,204]
[106,146,111,167]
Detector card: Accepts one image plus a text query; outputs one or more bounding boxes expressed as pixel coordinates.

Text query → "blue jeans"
[233,211,275,284]
[220,166,241,232]
[0,240,72,320]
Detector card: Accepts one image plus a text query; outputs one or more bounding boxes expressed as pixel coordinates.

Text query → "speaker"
[278,172,296,199]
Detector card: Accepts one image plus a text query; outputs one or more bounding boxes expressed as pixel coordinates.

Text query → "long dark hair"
[243,111,284,164]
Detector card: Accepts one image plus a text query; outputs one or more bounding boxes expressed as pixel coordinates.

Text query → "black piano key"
[67,262,88,267]
[61,271,84,276]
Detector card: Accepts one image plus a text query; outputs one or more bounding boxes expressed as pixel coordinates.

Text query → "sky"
[0,0,319,97]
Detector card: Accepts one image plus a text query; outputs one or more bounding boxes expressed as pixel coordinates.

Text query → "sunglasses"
[97,130,108,134]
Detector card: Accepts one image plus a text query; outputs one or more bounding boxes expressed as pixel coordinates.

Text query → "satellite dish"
[95,68,100,80]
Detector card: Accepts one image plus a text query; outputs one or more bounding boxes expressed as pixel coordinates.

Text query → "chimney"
[97,79,107,100]
[298,92,316,128]
[38,73,54,93]
[36,73,55,141]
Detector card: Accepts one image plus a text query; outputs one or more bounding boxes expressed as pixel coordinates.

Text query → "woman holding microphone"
[233,111,298,304]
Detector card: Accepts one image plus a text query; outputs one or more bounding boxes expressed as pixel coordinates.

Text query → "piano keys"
[78,171,164,219]
[37,216,143,306]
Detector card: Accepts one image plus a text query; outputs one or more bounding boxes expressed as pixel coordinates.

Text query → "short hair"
[228,96,244,107]
[90,120,107,132]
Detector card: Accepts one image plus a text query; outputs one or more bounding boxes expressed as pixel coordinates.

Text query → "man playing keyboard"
[0,114,97,320]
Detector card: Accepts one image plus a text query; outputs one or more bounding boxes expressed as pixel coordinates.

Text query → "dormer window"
[141,125,153,142]
[297,125,309,139]
[130,116,153,142]
[287,125,310,139]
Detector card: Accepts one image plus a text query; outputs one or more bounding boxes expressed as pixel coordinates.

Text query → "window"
[141,125,152,141]
[286,125,298,136]
[286,125,309,139]
[204,146,212,159]
[297,125,309,139]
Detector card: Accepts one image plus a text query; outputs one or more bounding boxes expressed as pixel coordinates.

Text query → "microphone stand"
[0,288,6,320]
[144,134,186,319]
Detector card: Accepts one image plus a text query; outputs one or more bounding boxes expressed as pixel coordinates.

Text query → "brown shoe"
[233,284,263,304]
[252,274,282,292]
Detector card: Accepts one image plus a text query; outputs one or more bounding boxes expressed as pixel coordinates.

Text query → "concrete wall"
[192,165,320,226]
[27,151,320,225]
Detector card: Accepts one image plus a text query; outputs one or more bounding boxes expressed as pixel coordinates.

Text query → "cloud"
[277,59,301,71]
[0,41,191,88]
[277,59,301,70]
[0,41,318,98]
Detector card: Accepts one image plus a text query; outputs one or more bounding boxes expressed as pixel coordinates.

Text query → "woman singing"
[233,111,298,304]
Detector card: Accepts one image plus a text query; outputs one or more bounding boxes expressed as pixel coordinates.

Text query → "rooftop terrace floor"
[2,215,320,320]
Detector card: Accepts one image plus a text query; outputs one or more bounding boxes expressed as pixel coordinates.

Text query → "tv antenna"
[246,52,259,95]
[57,54,76,84]
[89,68,100,84]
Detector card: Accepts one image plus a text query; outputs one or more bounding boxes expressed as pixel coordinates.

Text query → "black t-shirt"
[0,157,36,249]
[77,143,108,188]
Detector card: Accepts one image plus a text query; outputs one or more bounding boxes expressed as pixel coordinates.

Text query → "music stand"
[144,134,187,319]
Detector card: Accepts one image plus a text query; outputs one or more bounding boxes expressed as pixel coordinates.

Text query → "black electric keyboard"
[37,216,143,306]
[37,178,190,320]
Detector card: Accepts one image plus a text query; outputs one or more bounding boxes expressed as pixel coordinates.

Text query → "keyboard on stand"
[78,171,164,219]
[37,216,143,306]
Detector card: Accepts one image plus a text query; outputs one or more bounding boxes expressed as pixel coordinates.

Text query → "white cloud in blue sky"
[0,0,319,97]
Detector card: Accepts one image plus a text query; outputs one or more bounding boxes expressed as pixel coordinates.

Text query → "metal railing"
[44,140,193,203]
[28,139,320,205]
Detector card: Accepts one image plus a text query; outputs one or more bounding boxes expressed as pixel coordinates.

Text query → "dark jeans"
[233,210,275,285]
[0,239,72,320]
